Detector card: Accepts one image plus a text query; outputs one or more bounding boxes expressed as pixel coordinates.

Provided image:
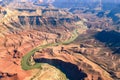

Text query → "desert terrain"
[0,0,120,80]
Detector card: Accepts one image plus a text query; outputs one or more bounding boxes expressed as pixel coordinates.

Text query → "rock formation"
[0,0,120,80]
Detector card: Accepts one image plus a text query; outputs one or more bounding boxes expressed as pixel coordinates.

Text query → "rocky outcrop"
[0,72,18,80]
[0,1,119,80]
[0,5,80,35]
[71,30,120,80]
[17,15,80,27]
[33,46,104,80]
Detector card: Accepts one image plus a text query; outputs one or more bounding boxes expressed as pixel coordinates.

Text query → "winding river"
[21,29,113,80]
[21,29,78,70]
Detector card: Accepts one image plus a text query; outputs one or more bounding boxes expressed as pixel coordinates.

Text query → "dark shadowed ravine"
[35,58,87,80]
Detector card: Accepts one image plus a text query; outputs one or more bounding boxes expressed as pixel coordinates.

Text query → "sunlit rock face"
[0,5,80,35]
[0,0,120,80]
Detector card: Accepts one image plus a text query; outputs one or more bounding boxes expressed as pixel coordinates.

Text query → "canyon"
[0,0,120,80]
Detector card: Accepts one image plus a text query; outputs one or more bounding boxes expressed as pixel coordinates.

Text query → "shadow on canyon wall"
[35,58,87,80]
[94,30,120,54]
